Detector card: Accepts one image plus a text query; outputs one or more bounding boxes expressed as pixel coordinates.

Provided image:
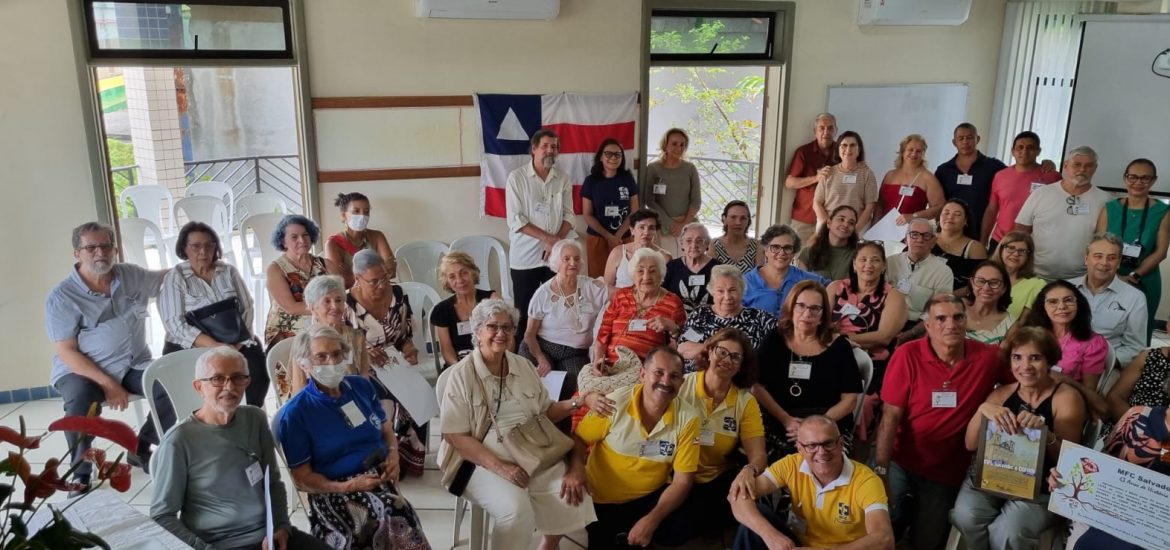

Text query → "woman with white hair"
[592,248,686,367]
[603,209,672,293]
[275,325,430,549]
[677,265,776,370]
[286,275,368,398]
[439,299,598,550]
[519,240,609,400]
[664,222,721,314]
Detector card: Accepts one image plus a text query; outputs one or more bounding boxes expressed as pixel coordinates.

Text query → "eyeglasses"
[906,231,935,241]
[711,346,743,364]
[1000,245,1030,257]
[310,350,347,364]
[1044,296,1078,308]
[1124,173,1156,185]
[798,437,840,452]
[793,302,825,315]
[198,374,252,387]
[766,244,796,255]
[359,276,389,288]
[971,277,1004,290]
[186,242,217,252]
[77,243,115,254]
[483,323,516,335]
[1066,196,1082,216]
[602,151,623,159]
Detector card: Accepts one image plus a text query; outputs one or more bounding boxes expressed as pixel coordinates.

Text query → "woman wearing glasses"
[581,139,639,278]
[1095,159,1167,344]
[755,281,862,460]
[1024,281,1110,416]
[743,224,829,319]
[990,231,1045,319]
[963,261,1017,345]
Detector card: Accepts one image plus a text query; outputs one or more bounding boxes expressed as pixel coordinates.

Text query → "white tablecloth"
[27,489,193,549]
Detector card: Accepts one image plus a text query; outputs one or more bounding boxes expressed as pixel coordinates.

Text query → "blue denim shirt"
[742,266,829,318]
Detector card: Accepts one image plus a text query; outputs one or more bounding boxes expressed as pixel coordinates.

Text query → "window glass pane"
[91,2,287,52]
[650,14,772,56]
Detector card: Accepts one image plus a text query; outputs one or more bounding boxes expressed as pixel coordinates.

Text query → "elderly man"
[875,294,1008,550]
[729,415,893,550]
[45,222,172,487]
[981,131,1061,250]
[785,113,837,242]
[887,218,953,341]
[935,123,1005,229]
[1070,232,1147,368]
[574,347,701,549]
[506,128,578,346]
[151,347,330,550]
[1014,146,1111,280]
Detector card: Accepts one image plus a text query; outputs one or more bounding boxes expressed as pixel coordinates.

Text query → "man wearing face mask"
[45,222,171,491]
[574,347,702,549]
[506,128,579,347]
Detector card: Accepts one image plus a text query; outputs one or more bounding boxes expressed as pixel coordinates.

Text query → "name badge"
[534,202,550,215]
[628,319,649,332]
[699,429,716,446]
[246,461,263,486]
[839,303,861,317]
[653,183,667,195]
[931,390,958,408]
[899,185,916,197]
[957,174,974,186]
[604,205,620,217]
[842,173,858,184]
[639,439,675,457]
[1030,182,1045,193]
[688,274,706,286]
[896,277,912,294]
[457,321,472,335]
[341,401,367,428]
[1122,243,1142,258]
[1072,204,1090,216]
[682,327,703,342]
[788,361,812,380]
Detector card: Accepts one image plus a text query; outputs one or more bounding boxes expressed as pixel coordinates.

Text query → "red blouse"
[595,287,686,363]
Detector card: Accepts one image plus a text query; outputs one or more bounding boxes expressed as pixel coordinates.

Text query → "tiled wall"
[0,386,60,404]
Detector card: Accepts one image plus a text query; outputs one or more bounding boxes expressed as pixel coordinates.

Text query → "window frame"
[649,9,779,63]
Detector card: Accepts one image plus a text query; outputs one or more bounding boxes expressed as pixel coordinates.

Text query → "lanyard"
[1118,198,1150,244]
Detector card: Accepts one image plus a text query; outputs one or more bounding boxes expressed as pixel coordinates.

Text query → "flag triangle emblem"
[496,108,529,141]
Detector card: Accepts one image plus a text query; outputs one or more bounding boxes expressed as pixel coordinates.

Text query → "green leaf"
[9,512,28,538]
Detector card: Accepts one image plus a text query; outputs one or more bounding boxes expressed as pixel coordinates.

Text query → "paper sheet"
[863,209,908,243]
[264,465,273,547]
[373,364,440,425]
[541,370,567,399]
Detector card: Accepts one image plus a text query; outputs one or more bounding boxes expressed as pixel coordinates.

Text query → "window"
[84,0,292,60]
[650,10,778,61]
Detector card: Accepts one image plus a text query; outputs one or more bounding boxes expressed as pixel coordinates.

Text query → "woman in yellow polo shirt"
[678,327,768,532]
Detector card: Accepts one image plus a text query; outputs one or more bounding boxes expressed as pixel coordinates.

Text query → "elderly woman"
[797,205,859,281]
[287,275,368,398]
[755,281,862,460]
[265,215,338,348]
[990,231,1045,319]
[603,209,672,292]
[592,248,686,367]
[952,327,1086,550]
[1106,346,1170,420]
[934,199,989,291]
[160,221,268,406]
[964,261,1017,345]
[677,265,776,369]
[431,251,501,368]
[644,127,701,254]
[324,192,397,287]
[709,200,761,273]
[581,138,640,278]
[1025,281,1109,417]
[812,131,878,229]
[878,134,946,225]
[438,299,598,550]
[743,224,829,319]
[519,239,609,400]
[664,222,721,313]
[1096,158,1168,344]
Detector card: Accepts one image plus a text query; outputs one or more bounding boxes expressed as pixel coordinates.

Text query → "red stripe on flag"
[545,122,636,154]
[485,187,506,218]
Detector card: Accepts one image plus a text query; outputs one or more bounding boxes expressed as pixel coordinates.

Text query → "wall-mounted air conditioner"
[858,0,972,26]
[416,0,560,21]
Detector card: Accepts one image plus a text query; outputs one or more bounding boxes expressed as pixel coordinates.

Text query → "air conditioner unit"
[416,0,560,21]
[858,0,972,26]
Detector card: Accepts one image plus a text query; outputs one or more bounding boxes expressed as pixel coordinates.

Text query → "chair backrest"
[436,361,455,403]
[119,217,169,269]
[239,212,286,281]
[186,181,236,230]
[400,281,442,359]
[266,337,296,409]
[235,193,288,229]
[1098,341,1119,394]
[174,195,231,236]
[448,235,510,301]
[396,240,449,294]
[852,347,874,422]
[142,348,209,438]
[120,184,175,235]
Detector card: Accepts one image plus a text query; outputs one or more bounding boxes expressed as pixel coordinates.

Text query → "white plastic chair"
[267,338,295,409]
[399,281,442,383]
[396,240,448,296]
[120,184,175,235]
[119,217,171,269]
[435,367,489,550]
[1097,341,1118,395]
[235,192,288,229]
[142,348,209,438]
[186,181,236,233]
[852,347,874,423]
[240,213,285,336]
[449,235,511,302]
[175,195,235,265]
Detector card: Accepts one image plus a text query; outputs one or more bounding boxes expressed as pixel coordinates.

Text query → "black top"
[663,257,721,314]
[935,151,1007,233]
[1003,382,1062,432]
[580,172,639,238]
[932,242,981,292]
[756,334,863,423]
[431,288,494,365]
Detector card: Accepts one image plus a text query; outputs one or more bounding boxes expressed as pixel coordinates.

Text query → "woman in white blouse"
[159,221,268,405]
[520,239,609,400]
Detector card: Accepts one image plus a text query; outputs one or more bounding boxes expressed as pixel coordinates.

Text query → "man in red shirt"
[873,294,1008,550]
[980,131,1061,251]
[785,113,837,242]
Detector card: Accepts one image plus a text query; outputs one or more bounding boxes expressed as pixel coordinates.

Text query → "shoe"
[68,477,91,499]
[127,446,152,474]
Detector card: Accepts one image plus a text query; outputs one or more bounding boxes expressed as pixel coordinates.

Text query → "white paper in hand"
[542,370,567,399]
[863,210,909,243]
[264,465,273,547]
[373,365,440,425]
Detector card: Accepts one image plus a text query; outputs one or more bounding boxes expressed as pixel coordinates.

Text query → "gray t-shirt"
[151,406,290,549]
[643,160,702,231]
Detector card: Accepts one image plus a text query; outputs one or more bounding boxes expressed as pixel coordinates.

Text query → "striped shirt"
[159,261,253,347]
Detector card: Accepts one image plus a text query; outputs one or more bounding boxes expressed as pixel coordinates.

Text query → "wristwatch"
[872,465,889,476]
[570,398,581,411]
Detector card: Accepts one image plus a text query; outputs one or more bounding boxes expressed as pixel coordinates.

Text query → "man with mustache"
[574,347,701,549]
[45,222,172,490]
[1014,146,1111,280]
[873,294,1009,550]
[151,347,330,550]
[506,128,578,346]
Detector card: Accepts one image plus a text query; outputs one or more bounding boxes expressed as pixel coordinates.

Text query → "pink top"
[1056,332,1108,382]
[988,165,1062,241]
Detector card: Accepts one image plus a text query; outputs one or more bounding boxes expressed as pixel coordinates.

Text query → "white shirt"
[1016,182,1111,280]
[505,162,577,270]
[528,276,609,349]
[886,252,953,321]
[159,261,254,347]
[1070,275,1147,366]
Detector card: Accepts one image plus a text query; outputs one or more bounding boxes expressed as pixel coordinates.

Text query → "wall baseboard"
[0,385,61,405]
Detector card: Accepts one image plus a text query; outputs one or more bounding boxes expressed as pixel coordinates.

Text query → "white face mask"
[310,362,349,389]
[346,214,370,232]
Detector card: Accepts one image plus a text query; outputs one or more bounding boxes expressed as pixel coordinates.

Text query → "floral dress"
[264,254,326,348]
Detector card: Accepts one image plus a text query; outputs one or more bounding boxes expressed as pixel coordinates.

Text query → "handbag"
[478,364,575,476]
[184,297,250,344]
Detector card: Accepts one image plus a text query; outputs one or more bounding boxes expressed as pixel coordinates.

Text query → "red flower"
[48,415,138,455]
[1080,457,1100,474]
[0,426,42,450]
[81,447,133,493]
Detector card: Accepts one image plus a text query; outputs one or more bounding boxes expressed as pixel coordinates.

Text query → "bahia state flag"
[475,92,638,218]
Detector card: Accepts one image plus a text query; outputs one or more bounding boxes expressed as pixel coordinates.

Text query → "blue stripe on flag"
[477,94,542,155]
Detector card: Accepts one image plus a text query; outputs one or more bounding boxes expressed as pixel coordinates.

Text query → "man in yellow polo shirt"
[729,415,894,549]
[574,347,701,549]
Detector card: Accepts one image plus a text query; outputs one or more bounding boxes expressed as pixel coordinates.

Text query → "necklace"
[634,288,662,318]
[551,277,584,331]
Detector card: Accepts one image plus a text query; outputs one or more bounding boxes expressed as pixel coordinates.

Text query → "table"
[26,489,193,549]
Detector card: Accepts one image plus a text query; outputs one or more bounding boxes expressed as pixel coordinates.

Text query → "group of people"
[41,116,1170,550]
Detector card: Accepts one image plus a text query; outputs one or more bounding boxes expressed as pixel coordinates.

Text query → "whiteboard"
[1065,19,1170,196]
[826,83,969,178]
